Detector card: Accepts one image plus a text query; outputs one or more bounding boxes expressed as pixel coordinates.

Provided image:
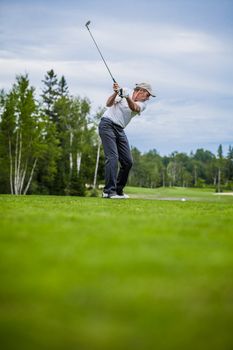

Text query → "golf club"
[85,20,117,84]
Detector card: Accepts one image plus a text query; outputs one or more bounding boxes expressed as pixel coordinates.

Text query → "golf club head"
[85,20,91,28]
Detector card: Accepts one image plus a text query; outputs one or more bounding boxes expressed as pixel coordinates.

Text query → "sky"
[0,0,233,156]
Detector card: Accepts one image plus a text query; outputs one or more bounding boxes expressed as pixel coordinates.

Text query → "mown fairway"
[0,188,233,350]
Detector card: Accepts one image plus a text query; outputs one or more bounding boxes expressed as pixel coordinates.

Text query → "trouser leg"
[99,119,118,195]
[116,131,133,195]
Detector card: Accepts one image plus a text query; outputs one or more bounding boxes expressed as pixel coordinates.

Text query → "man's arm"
[106,82,119,107]
[106,91,118,107]
[125,96,141,113]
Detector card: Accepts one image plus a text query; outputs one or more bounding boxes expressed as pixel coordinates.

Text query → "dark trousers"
[99,117,133,195]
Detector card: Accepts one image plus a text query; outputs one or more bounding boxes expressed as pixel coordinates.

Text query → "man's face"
[133,88,150,102]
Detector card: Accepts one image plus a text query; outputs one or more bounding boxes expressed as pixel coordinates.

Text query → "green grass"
[0,189,233,350]
[126,185,233,202]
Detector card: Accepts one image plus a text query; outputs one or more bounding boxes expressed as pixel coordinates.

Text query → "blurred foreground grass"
[0,190,233,350]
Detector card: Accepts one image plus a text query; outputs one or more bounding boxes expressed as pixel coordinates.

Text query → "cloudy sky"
[0,0,233,155]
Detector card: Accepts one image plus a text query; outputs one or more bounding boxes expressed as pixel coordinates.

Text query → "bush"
[195,178,206,188]
[89,188,99,197]
[224,181,233,191]
[65,171,86,197]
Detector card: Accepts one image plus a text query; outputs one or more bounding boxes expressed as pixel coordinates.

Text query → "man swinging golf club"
[99,82,156,199]
[85,21,155,198]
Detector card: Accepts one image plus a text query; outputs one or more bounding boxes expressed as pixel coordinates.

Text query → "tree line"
[0,70,232,195]
[129,146,233,191]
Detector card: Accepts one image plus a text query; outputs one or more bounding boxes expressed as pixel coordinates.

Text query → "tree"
[0,89,9,193]
[141,149,162,188]
[41,69,59,123]
[193,148,215,185]
[216,144,224,192]
[167,160,177,186]
[128,147,143,187]
[41,70,95,195]
[225,145,233,188]
[91,107,106,189]
[0,75,45,194]
[53,95,92,195]
[58,76,69,97]
[34,112,61,194]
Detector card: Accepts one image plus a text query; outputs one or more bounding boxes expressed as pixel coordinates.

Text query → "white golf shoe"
[120,193,130,199]
[102,192,130,199]
[110,193,130,199]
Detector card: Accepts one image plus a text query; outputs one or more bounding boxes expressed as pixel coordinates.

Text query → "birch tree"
[53,95,92,194]
[226,145,233,185]
[0,75,44,194]
[216,144,224,193]
[92,107,106,189]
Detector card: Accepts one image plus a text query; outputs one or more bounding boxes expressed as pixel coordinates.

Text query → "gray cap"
[135,83,156,97]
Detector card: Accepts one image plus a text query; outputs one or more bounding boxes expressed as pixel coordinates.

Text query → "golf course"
[0,187,233,350]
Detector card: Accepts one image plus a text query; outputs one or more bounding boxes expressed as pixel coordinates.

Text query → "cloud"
[0,1,232,155]
[126,98,233,154]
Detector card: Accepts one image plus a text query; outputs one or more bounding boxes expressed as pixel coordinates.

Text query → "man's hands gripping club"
[113,82,129,98]
[107,82,140,113]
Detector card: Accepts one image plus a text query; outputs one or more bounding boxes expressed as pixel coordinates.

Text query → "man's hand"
[113,82,120,93]
[118,87,129,98]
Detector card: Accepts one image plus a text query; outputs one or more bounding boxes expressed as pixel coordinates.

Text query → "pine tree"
[41,69,59,123]
[41,70,68,194]
[65,168,86,196]
[58,76,69,97]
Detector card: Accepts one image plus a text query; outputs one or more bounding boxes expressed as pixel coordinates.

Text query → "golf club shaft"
[86,23,116,83]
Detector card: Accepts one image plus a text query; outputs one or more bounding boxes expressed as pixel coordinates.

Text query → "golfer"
[99,82,155,199]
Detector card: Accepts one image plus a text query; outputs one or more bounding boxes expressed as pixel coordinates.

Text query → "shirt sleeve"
[135,101,147,114]
[114,95,122,104]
